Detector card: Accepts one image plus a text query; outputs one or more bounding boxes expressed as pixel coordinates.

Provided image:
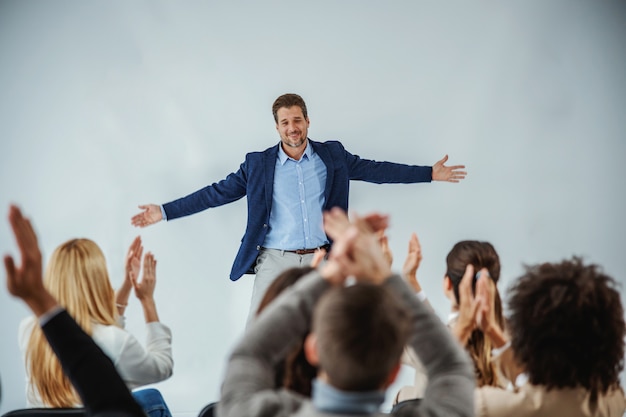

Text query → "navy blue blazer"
[163,139,432,281]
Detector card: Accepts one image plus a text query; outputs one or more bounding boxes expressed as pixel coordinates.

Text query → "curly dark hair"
[507,257,625,403]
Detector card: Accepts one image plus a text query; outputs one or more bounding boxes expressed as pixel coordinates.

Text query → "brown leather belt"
[284,244,330,255]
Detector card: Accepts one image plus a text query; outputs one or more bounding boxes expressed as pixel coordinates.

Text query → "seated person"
[256,265,318,397]
[389,236,508,405]
[443,240,508,387]
[199,266,320,417]
[217,207,475,417]
[4,204,145,417]
[17,234,172,416]
[469,257,626,417]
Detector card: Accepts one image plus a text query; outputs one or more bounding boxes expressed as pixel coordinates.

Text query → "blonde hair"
[25,238,118,407]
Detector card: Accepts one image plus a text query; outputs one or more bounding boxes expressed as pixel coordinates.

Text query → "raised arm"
[113,251,174,386]
[132,252,160,323]
[4,205,144,417]
[324,208,475,417]
[402,232,423,293]
[115,236,143,317]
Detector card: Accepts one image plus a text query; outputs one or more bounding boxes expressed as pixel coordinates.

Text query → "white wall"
[1,0,625,414]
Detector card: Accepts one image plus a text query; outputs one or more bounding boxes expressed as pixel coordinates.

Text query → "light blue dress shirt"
[262,140,328,250]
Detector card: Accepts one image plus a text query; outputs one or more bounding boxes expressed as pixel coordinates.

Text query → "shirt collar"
[277,139,312,165]
[312,378,385,414]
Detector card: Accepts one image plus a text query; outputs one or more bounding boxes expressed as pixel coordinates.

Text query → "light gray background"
[1,0,625,414]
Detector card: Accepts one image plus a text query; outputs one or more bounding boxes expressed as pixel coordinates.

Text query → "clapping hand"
[4,205,57,316]
[132,253,157,301]
[402,232,423,293]
[322,208,392,285]
[115,236,144,314]
[452,265,488,345]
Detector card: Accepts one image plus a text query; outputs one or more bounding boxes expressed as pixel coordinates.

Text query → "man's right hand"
[131,204,162,227]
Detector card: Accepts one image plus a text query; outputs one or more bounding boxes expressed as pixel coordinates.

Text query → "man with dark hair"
[217,208,475,417]
[131,93,467,318]
[310,284,410,392]
[473,257,626,416]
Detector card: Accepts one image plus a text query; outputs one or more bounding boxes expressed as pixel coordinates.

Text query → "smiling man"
[131,93,466,319]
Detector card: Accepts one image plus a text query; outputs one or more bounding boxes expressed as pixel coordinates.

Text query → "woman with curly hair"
[472,257,626,416]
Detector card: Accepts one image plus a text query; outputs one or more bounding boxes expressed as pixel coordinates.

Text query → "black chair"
[197,402,217,417]
[1,409,86,417]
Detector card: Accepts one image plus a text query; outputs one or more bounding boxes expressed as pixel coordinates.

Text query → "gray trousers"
[246,248,316,325]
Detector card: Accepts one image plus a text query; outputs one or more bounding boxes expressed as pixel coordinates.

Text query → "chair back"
[197,402,217,417]
[1,409,86,417]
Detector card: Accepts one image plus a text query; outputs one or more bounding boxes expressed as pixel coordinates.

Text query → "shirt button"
[256,245,260,250]
[263,224,268,228]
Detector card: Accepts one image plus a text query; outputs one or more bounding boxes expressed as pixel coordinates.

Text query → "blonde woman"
[17,236,173,416]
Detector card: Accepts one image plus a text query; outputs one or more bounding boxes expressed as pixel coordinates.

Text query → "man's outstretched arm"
[4,205,144,417]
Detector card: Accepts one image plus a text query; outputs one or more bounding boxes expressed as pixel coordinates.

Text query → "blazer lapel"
[263,144,279,213]
[310,140,334,204]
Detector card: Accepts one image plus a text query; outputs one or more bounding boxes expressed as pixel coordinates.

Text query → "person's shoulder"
[252,143,280,155]
[244,143,279,161]
[311,139,344,148]
[90,322,132,358]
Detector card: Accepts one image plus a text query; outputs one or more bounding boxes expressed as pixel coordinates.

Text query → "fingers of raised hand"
[4,255,17,295]
[360,213,390,233]
[143,252,157,280]
[323,208,351,239]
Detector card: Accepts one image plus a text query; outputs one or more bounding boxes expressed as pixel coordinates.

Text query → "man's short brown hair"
[312,283,411,391]
[272,93,308,122]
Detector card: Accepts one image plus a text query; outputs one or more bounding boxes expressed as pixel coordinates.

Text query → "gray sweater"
[218,272,475,417]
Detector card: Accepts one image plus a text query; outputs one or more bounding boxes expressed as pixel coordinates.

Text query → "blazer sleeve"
[340,144,433,184]
[162,160,249,221]
[41,310,145,417]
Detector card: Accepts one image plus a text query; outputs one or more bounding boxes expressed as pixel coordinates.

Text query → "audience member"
[471,257,626,416]
[4,204,145,417]
[444,240,507,386]
[256,266,318,397]
[393,238,508,406]
[17,235,172,416]
[198,262,324,417]
[217,207,475,417]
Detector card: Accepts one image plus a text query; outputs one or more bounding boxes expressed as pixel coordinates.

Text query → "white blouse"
[18,315,173,407]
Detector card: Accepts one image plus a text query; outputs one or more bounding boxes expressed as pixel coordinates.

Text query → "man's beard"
[283,137,306,148]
